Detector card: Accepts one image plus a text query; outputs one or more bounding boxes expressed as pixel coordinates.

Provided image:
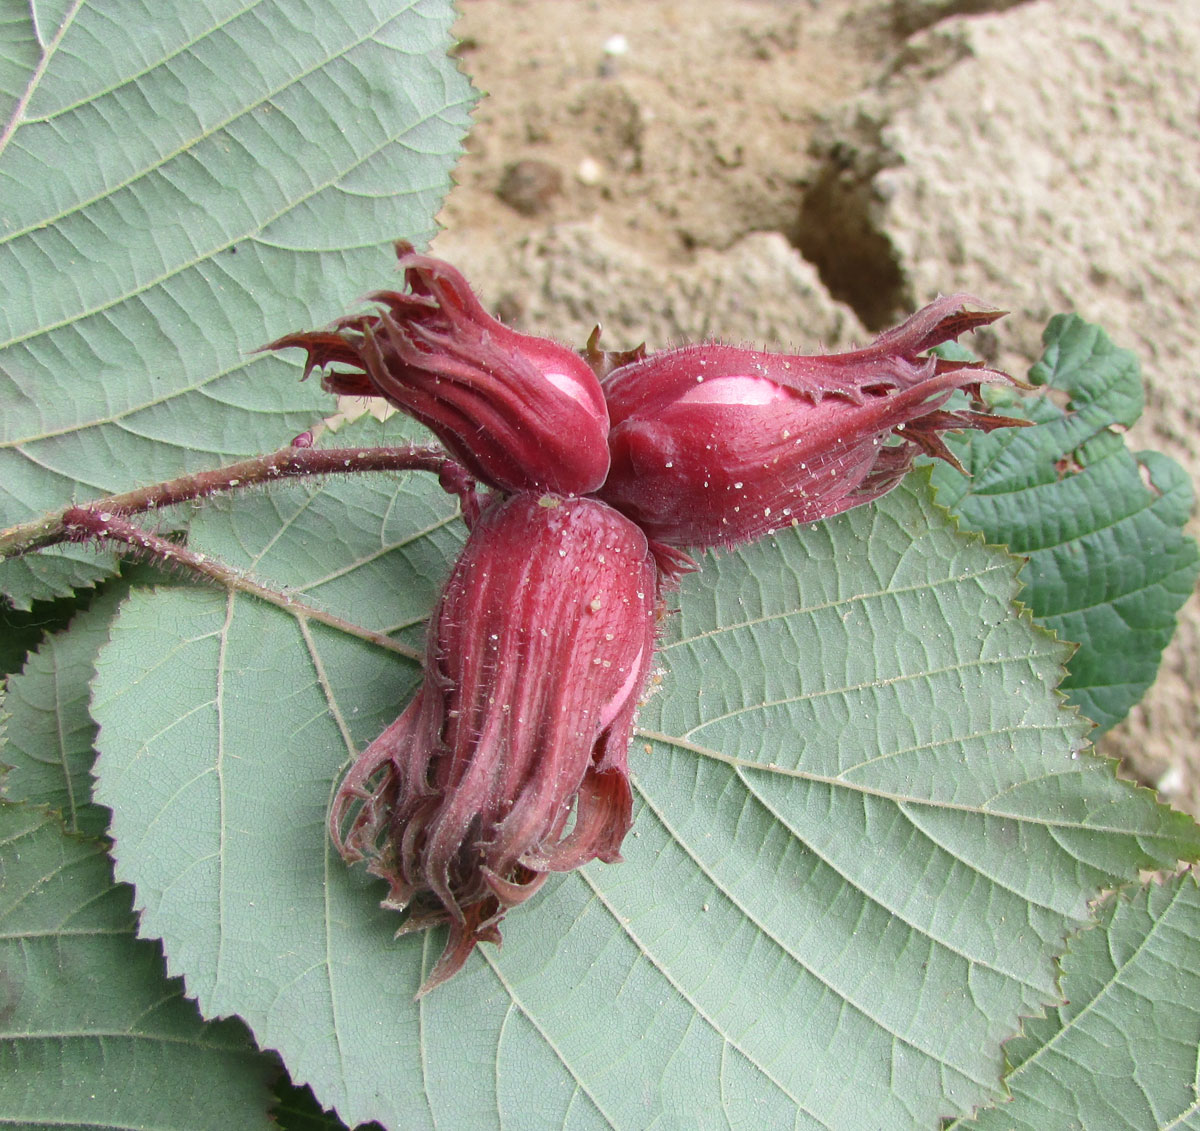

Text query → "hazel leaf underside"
[0,804,276,1131]
[929,314,1200,733]
[90,454,1200,1131]
[0,0,474,608]
[953,874,1200,1131]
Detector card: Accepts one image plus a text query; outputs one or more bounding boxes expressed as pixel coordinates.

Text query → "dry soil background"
[430,0,1200,815]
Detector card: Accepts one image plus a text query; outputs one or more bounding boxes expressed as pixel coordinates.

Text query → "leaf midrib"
[0,0,85,165]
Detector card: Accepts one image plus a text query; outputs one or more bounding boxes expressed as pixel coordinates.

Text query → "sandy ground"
[431,0,1200,815]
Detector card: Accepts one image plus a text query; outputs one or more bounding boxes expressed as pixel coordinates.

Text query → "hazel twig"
[0,444,476,560]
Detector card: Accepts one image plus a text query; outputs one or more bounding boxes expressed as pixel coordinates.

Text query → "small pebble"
[576,156,604,185]
[497,159,563,216]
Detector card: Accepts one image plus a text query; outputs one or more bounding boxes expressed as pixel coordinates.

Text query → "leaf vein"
[637,730,1142,836]
[0,7,393,250]
[479,950,621,1131]
[663,563,1014,651]
[682,653,1057,739]
[0,107,443,353]
[1007,882,1191,1099]
[576,862,839,1128]
[637,776,1008,1076]
[296,510,460,593]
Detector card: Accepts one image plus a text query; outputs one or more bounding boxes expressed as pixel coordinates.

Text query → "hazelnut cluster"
[269,243,1023,994]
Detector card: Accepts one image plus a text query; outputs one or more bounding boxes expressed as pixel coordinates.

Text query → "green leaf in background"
[0,550,122,613]
[0,587,125,836]
[274,1079,381,1131]
[0,0,474,608]
[89,459,1200,1130]
[0,587,92,678]
[955,873,1200,1130]
[930,315,1200,733]
[0,803,278,1130]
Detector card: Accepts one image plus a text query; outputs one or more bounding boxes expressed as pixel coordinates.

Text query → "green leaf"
[0,0,474,608]
[0,587,92,678]
[930,315,1200,733]
[0,803,277,1130]
[89,462,1200,1130]
[274,1080,375,1131]
[956,873,1200,1130]
[0,549,122,612]
[1,586,125,836]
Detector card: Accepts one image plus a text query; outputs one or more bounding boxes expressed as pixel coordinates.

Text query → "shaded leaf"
[0,0,474,607]
[274,1079,378,1131]
[90,459,1200,1130]
[956,873,1200,1130]
[1,586,125,836]
[0,803,277,1130]
[930,315,1200,732]
[0,550,121,613]
[0,587,93,679]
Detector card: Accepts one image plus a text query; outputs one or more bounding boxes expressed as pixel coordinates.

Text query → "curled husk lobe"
[597,294,1027,548]
[266,242,611,496]
[332,492,657,995]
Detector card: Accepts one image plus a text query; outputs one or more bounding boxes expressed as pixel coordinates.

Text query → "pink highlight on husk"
[676,375,792,406]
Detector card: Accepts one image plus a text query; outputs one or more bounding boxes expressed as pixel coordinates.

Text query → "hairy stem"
[60,507,421,659]
[0,444,474,559]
